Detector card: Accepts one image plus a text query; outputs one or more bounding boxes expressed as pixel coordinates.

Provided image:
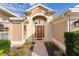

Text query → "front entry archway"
[33,16,47,40]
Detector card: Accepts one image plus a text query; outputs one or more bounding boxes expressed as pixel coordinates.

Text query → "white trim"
[69,8,79,12]
[67,19,70,32]
[11,22,13,41]
[8,22,13,41]
[11,41,23,47]
[52,38,66,53]
[22,22,25,44]
[9,17,25,21]
[26,4,56,12]
[53,19,66,24]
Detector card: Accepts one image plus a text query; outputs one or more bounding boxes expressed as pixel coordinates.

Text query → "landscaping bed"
[9,41,35,56]
[45,41,65,56]
[0,39,35,56]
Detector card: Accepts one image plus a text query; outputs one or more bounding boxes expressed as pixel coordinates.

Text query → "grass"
[45,41,65,56]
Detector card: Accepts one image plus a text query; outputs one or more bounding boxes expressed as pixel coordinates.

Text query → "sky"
[0,3,78,16]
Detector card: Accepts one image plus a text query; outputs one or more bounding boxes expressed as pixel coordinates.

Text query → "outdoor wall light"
[24,16,29,24]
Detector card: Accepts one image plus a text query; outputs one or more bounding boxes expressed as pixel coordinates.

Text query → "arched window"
[33,16,47,25]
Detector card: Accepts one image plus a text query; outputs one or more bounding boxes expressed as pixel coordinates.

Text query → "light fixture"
[24,16,29,24]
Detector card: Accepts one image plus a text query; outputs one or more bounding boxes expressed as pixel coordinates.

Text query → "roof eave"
[0,6,19,17]
[25,4,56,13]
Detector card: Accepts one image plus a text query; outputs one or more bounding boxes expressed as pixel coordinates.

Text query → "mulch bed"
[44,41,65,56]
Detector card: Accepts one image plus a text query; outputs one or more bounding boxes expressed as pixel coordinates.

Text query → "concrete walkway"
[32,40,48,56]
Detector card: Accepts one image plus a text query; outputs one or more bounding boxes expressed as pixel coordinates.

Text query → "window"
[33,19,46,24]
[33,16,46,25]
[0,24,9,32]
[74,19,79,27]
[0,24,4,31]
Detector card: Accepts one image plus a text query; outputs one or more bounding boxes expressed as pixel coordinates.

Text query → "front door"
[35,25,44,40]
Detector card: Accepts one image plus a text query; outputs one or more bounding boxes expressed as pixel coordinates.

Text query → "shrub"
[0,39,11,53]
[0,50,7,56]
[64,31,79,56]
[15,41,31,56]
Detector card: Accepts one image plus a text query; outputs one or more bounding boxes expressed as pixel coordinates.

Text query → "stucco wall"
[12,23,22,41]
[47,22,53,41]
[26,19,34,42]
[53,20,67,45]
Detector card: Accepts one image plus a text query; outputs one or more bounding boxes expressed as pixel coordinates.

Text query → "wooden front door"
[35,26,44,40]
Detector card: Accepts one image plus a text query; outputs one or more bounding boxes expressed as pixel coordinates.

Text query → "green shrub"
[0,50,7,56]
[0,39,11,53]
[64,31,79,56]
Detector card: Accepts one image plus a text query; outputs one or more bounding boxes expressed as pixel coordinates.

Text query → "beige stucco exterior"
[12,23,22,41]
[1,4,79,52]
[53,19,67,45]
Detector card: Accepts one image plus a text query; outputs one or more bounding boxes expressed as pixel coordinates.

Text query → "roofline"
[0,6,19,17]
[52,8,72,23]
[26,4,56,12]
